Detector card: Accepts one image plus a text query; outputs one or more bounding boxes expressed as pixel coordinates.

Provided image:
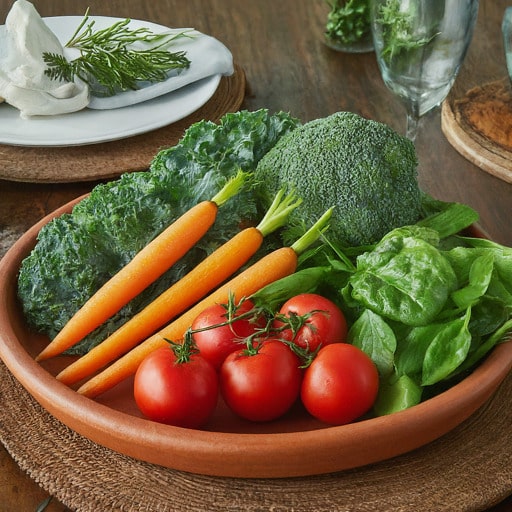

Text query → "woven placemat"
[0,64,246,184]
[0,360,511,512]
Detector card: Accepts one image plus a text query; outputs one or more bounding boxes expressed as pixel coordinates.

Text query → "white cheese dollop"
[0,0,89,118]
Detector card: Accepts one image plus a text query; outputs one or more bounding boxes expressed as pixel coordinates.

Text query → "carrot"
[56,189,301,386]
[77,208,332,398]
[35,171,248,363]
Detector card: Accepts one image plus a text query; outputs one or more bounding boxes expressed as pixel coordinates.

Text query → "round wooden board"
[0,65,245,184]
[441,78,512,184]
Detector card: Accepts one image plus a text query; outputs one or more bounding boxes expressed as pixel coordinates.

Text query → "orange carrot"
[56,189,301,386]
[77,208,332,398]
[36,171,248,362]
[77,247,298,398]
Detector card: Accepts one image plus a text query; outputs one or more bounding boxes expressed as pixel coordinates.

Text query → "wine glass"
[370,0,479,142]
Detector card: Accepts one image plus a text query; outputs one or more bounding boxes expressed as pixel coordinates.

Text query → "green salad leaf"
[280,200,511,415]
[348,228,458,326]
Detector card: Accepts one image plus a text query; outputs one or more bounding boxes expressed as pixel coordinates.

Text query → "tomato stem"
[164,331,199,364]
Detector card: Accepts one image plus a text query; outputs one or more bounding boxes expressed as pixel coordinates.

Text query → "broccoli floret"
[254,111,422,247]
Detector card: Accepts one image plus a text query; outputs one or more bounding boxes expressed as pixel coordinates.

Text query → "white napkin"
[0,0,89,118]
[86,31,234,110]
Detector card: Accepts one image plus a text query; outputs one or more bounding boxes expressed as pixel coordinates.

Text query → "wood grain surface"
[1,0,511,510]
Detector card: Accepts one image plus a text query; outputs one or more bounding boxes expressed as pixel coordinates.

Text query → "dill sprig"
[44,10,194,97]
[377,0,438,65]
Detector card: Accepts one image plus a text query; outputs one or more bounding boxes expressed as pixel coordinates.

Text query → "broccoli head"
[254,111,422,247]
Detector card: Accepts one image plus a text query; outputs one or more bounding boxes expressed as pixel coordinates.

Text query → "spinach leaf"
[395,323,435,380]
[446,243,512,305]
[421,308,472,386]
[250,266,331,312]
[450,252,494,309]
[395,310,472,386]
[348,309,396,378]
[373,372,422,416]
[454,318,512,376]
[468,296,509,340]
[349,230,457,326]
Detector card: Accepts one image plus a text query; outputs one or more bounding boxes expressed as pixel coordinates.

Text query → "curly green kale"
[254,111,422,247]
[18,109,300,354]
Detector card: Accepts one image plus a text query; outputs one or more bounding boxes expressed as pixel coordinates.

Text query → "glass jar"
[321,0,374,53]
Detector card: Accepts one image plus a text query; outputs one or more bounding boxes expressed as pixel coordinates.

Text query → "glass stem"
[405,105,420,142]
[405,111,420,143]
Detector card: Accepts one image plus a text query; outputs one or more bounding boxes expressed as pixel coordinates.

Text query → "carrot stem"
[77,209,331,398]
[291,207,332,254]
[36,171,248,362]
[256,189,302,237]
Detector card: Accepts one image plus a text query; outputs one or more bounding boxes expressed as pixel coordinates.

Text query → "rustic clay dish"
[1,196,511,478]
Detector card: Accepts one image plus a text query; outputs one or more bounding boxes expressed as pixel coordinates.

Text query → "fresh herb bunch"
[325,0,371,46]
[44,12,193,97]
[377,0,438,65]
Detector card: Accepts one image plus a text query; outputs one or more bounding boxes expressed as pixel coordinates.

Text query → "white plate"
[0,16,224,147]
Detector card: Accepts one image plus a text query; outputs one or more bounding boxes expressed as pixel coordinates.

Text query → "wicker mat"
[0,64,246,184]
[0,361,511,512]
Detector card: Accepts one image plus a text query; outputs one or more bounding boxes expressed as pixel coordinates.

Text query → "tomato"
[220,340,302,422]
[134,345,218,429]
[192,300,265,370]
[273,293,347,352]
[301,343,379,425]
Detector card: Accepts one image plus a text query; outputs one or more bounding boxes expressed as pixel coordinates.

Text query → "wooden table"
[1,1,511,510]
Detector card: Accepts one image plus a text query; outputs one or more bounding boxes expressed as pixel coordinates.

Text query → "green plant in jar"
[324,0,373,52]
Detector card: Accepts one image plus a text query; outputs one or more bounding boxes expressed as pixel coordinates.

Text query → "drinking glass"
[370,0,479,141]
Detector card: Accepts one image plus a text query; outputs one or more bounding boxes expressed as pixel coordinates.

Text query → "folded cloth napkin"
[86,30,234,110]
[0,0,89,118]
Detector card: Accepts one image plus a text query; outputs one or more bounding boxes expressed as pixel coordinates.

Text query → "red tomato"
[301,343,379,425]
[273,293,347,352]
[220,340,302,422]
[134,346,218,428]
[192,300,265,370]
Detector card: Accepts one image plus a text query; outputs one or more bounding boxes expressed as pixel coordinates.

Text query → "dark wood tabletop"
[1,1,511,510]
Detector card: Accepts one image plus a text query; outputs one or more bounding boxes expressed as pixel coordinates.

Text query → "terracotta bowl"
[1,196,511,478]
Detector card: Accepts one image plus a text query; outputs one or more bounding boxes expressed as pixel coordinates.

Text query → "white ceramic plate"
[0,16,223,147]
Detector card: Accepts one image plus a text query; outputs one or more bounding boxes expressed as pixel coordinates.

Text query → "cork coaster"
[0,64,246,184]
[441,77,512,183]
[0,359,511,512]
